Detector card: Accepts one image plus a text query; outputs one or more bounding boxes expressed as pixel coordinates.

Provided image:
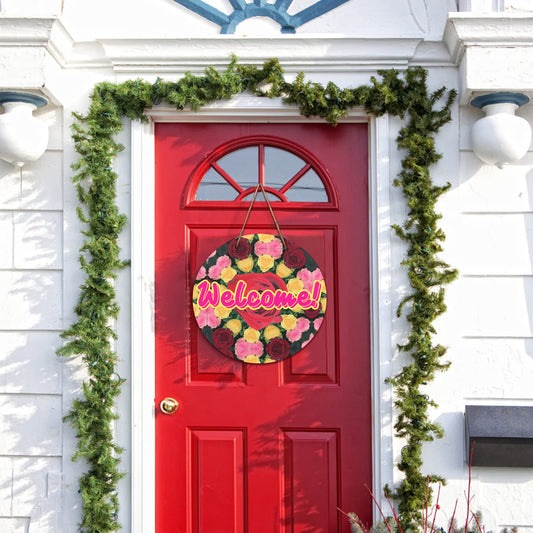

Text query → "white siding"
[420,108,533,529]
[0,108,64,529]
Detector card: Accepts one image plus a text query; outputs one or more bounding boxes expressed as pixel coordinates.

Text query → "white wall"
[0,105,64,532]
[420,101,533,531]
[1,0,533,531]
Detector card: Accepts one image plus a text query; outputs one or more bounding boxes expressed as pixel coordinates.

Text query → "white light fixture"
[0,91,49,168]
[471,92,531,168]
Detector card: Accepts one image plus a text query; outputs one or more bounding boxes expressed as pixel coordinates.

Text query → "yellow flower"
[215,305,231,319]
[292,304,303,313]
[243,328,261,343]
[242,234,254,241]
[193,303,200,317]
[321,280,327,294]
[257,254,274,272]
[237,257,254,272]
[244,355,261,364]
[321,298,327,313]
[221,267,237,283]
[264,325,281,340]
[281,314,297,330]
[258,234,275,242]
[225,319,242,335]
[263,356,276,364]
[287,278,304,292]
[192,284,200,300]
[276,262,292,278]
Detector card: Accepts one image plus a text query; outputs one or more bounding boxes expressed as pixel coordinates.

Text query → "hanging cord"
[236,183,286,247]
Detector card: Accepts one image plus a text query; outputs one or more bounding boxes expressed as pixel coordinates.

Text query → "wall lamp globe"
[471,92,531,169]
[0,91,49,168]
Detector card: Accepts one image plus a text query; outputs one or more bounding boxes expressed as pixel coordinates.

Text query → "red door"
[155,122,371,532]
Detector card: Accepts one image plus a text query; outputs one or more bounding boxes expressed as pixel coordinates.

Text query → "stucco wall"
[1,0,533,531]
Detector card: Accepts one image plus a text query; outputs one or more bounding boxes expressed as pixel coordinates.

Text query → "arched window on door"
[188,136,335,206]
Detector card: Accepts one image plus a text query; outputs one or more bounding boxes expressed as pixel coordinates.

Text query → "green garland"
[58,57,457,532]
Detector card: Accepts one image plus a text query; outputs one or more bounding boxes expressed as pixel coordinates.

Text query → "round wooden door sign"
[192,234,327,364]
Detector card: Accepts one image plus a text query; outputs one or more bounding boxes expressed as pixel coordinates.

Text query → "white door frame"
[128,95,395,531]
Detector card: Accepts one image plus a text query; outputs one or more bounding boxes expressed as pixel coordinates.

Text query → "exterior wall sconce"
[0,91,49,168]
[471,92,531,168]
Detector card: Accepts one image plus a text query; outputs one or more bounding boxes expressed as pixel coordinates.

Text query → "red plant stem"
[430,484,441,533]
[385,493,404,533]
[365,485,393,533]
[471,510,485,533]
[448,500,458,533]
[424,476,430,533]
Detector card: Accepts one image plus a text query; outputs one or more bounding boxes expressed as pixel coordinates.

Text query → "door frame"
[127,94,394,532]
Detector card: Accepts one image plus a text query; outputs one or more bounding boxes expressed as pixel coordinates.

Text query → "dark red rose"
[212,328,234,349]
[228,238,252,260]
[283,247,306,269]
[227,272,288,330]
[266,338,290,360]
[304,307,321,319]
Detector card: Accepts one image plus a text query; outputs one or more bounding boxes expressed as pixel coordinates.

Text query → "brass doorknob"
[160,397,179,415]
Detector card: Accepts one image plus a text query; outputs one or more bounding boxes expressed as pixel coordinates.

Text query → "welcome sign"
[192,234,327,364]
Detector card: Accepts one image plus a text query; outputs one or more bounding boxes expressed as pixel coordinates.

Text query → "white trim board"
[128,96,394,531]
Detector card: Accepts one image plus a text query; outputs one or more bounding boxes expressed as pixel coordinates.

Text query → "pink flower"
[196,266,206,280]
[208,264,222,279]
[217,255,231,269]
[297,317,310,332]
[286,317,310,342]
[254,238,283,260]
[313,317,323,331]
[235,338,264,360]
[297,268,323,292]
[302,334,315,348]
[197,307,221,329]
[287,329,303,342]
[208,255,231,279]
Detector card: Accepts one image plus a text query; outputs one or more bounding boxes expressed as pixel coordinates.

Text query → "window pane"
[217,147,258,190]
[284,169,329,202]
[194,143,331,203]
[264,146,306,189]
[195,167,238,201]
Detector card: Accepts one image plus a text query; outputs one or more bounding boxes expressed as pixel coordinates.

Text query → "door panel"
[155,122,371,532]
[189,429,246,533]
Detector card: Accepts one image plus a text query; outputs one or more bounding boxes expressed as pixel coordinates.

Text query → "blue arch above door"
[171,0,351,33]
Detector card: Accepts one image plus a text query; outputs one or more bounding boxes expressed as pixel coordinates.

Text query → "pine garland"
[59,57,456,532]
[386,68,458,529]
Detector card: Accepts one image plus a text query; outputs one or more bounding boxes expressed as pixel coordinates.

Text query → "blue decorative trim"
[229,0,246,11]
[471,92,530,109]
[0,91,47,108]
[176,0,230,26]
[171,0,350,33]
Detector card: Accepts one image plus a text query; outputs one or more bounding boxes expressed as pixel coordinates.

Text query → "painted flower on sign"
[227,272,287,329]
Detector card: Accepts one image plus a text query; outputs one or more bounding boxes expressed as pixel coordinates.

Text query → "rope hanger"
[236,183,286,248]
